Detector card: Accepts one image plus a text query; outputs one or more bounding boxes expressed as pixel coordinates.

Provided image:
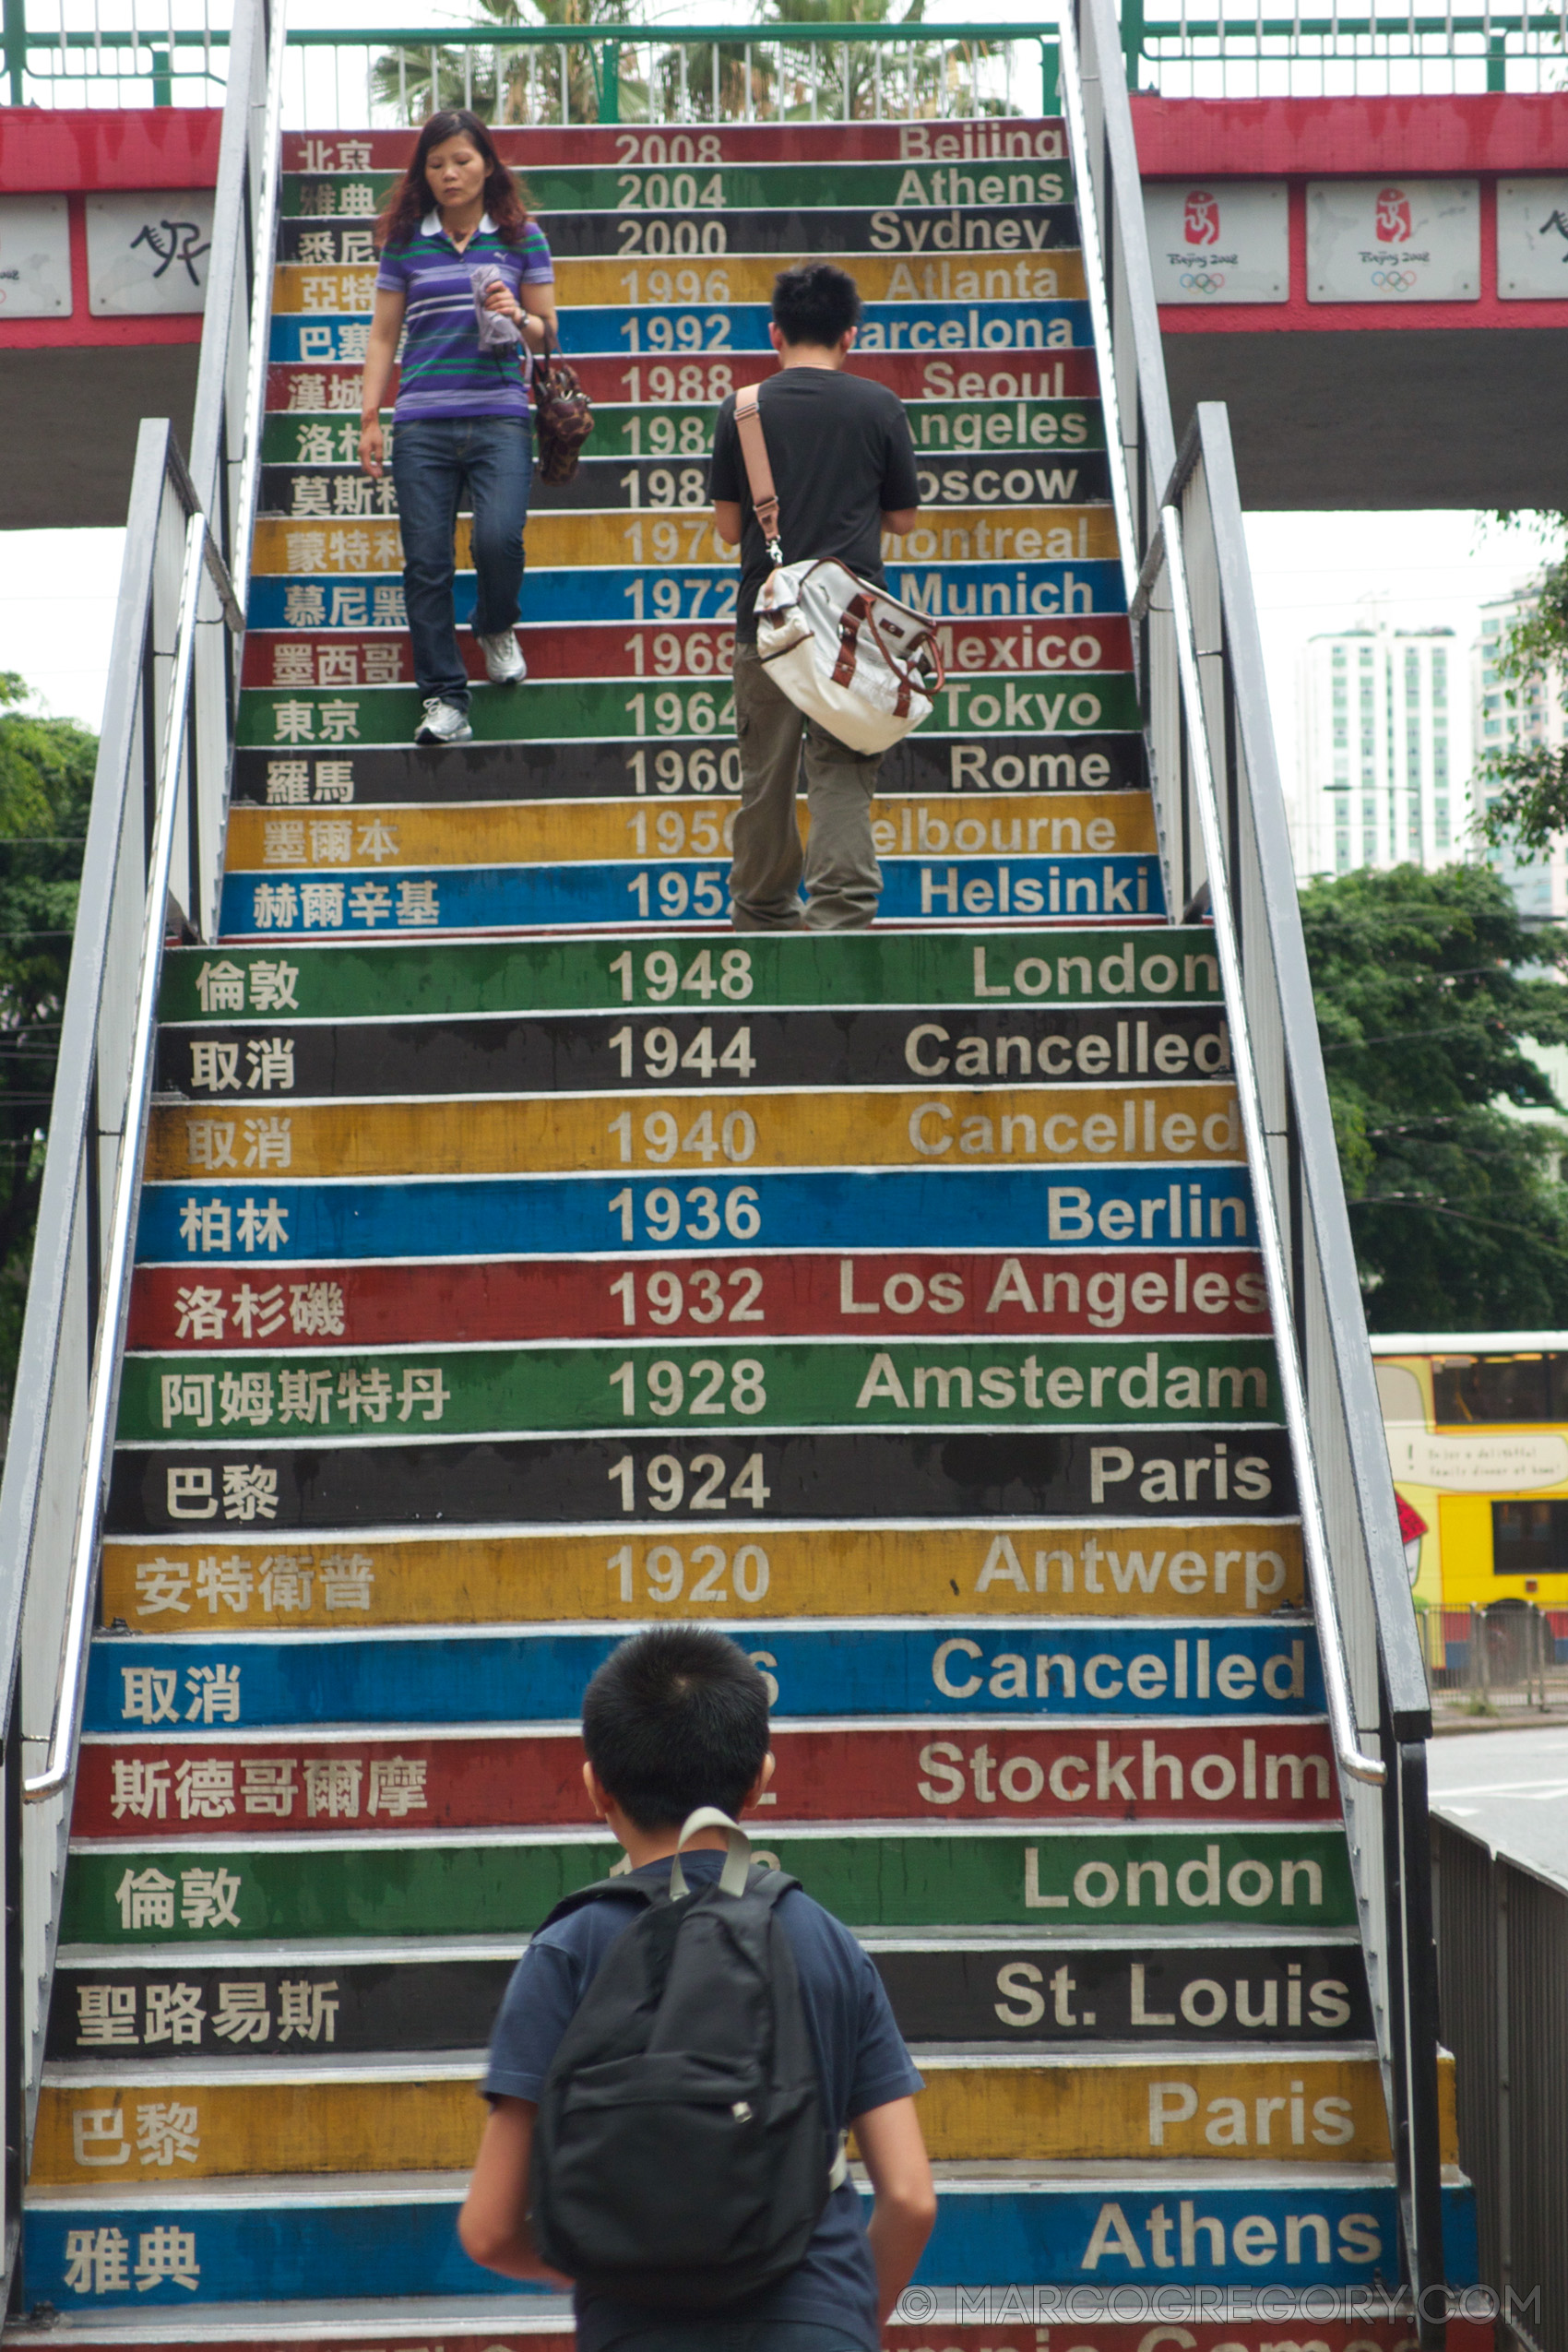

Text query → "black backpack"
[528,1810,848,2310]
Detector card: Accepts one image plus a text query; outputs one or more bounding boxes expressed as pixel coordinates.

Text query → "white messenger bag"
[734,385,944,757]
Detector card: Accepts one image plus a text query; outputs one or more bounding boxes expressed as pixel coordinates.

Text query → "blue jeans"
[391,413,533,711]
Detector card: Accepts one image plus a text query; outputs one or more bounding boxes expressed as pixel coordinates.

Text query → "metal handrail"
[1055,2,1141,612]
[1158,504,1385,1786]
[232,0,289,622]
[1062,0,1384,1795]
[22,505,235,1804]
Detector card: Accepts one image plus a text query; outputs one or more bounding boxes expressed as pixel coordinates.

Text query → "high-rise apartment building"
[1291,620,1464,879]
[1473,589,1568,921]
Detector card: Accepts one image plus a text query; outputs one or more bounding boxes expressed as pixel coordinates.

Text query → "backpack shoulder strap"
[746,1864,801,1909]
[733,386,783,567]
[536,1874,661,1933]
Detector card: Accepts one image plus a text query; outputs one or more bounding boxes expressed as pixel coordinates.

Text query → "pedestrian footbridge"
[0,3,1479,2346]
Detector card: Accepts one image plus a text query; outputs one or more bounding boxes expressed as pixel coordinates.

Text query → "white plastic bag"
[754,557,943,756]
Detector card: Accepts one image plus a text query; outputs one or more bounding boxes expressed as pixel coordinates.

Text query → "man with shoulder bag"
[709,264,925,931]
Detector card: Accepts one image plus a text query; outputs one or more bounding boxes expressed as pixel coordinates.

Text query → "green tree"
[372,0,642,130]
[1301,861,1568,1331]
[1474,513,1568,860]
[0,675,92,1413]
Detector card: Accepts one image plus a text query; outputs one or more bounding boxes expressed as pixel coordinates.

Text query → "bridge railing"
[0,0,277,2300]
[1061,0,1447,2318]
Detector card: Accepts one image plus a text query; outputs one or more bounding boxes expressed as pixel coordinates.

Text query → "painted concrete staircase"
[14,111,1475,2349]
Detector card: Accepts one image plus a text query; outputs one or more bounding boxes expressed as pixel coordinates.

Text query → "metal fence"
[6,0,1562,111]
[0,0,278,2303]
[1419,1602,1568,1710]
[1432,1812,1568,2352]
[1124,0,1568,98]
[1063,0,1446,2318]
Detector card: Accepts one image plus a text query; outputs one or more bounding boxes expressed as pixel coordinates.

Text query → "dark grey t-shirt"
[481,1849,923,2352]
[707,368,921,641]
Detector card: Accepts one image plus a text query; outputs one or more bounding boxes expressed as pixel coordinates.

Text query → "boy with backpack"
[458,1626,936,2350]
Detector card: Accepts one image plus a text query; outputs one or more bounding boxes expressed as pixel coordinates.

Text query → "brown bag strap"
[734,386,783,566]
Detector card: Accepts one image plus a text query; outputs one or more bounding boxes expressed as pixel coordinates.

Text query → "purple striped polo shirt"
[375,209,554,422]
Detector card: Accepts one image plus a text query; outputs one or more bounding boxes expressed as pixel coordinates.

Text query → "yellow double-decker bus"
[1374,1332,1568,1609]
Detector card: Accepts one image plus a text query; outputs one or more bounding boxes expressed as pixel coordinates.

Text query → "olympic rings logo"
[1370,267,1420,291]
[1179,269,1227,292]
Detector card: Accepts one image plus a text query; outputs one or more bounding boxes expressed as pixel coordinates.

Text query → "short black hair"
[581,1627,771,1833]
[772,262,861,349]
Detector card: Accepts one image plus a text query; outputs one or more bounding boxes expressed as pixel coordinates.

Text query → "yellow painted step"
[148,1084,1242,1181]
[32,2051,1454,2183]
[250,507,1121,577]
[224,794,1156,876]
[271,254,1089,314]
[101,1522,1304,1631]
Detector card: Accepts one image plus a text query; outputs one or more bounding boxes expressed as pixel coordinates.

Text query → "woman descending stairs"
[14,107,1477,2350]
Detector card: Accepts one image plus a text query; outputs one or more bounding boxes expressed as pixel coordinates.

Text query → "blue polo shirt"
[481,1848,924,2352]
[375,209,553,422]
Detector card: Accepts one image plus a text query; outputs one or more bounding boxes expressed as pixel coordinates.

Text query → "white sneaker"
[477,629,528,684]
[416,697,473,744]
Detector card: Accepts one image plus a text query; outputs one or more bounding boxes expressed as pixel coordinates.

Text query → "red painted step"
[240,616,1133,690]
[128,1252,1271,1353]
[265,350,1102,416]
[284,124,1066,172]
[74,1721,1338,1839]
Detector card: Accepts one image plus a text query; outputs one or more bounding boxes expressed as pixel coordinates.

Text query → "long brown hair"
[374,110,531,249]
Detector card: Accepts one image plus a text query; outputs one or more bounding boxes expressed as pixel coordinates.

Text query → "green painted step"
[122,1336,1281,1444]
[160,930,1220,1025]
[160,921,1213,1025]
[262,397,1107,467]
[65,1823,1354,1942]
[236,674,1142,750]
[281,162,1075,216]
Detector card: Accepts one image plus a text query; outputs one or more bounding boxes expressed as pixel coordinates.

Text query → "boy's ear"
[743,1752,776,1810]
[582,1760,614,1820]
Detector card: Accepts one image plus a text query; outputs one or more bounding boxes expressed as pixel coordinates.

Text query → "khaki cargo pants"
[728,644,883,931]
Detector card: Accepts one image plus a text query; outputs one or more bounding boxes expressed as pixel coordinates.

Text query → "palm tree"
[372,0,647,128]
[754,0,1013,122]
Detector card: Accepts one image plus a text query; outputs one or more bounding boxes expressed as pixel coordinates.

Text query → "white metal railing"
[0,0,278,2294]
[1061,0,1449,2322]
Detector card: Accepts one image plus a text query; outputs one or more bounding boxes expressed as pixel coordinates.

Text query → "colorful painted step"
[260,394,1110,464]
[245,558,1132,636]
[45,1930,1373,2060]
[30,2048,1452,2183]
[230,721,1145,799]
[134,1167,1262,1270]
[62,1823,1355,1943]
[145,1085,1235,1182]
[219,782,1148,870]
[75,1720,1340,1835]
[267,301,1094,367]
[127,1246,1269,1349]
[120,1332,1283,1443]
[270,255,1091,320]
[279,122,1071,166]
[266,346,1103,411]
[106,1424,1298,1534]
[250,505,1119,579]
[240,612,1127,684]
[83,1621,1321,1731]
[18,2169,1479,2302]
[98,1520,1304,1633]
[281,160,1074,215]
[160,929,1209,1021]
